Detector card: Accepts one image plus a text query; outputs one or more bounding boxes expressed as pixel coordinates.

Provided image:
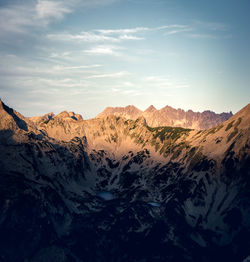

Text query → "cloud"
[36,0,72,22]
[34,77,90,88]
[156,24,189,30]
[122,81,134,87]
[95,27,149,35]
[47,31,120,42]
[47,24,188,43]
[95,25,188,35]
[121,89,142,96]
[83,45,123,56]
[0,63,102,78]
[187,33,217,39]
[72,0,120,7]
[53,64,102,70]
[0,1,73,35]
[47,30,144,43]
[87,71,130,79]
[194,20,229,31]
[119,34,144,40]
[184,20,230,40]
[144,75,189,89]
[187,33,232,40]
[145,76,171,83]
[164,27,193,35]
[50,51,72,59]
[0,5,34,34]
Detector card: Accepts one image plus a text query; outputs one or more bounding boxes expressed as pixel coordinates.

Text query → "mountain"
[97,105,142,120]
[0,100,250,262]
[97,104,233,130]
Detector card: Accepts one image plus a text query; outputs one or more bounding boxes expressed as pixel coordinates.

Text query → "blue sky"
[0,0,249,118]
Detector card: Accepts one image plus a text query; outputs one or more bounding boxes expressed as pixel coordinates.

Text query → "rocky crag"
[0,99,249,262]
[97,105,233,130]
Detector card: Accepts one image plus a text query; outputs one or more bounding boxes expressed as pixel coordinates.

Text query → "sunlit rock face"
[0,100,250,262]
[97,104,233,130]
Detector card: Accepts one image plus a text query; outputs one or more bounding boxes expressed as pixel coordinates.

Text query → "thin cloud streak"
[187,33,232,39]
[144,75,190,89]
[47,32,121,43]
[0,0,120,36]
[87,71,130,79]
[83,45,123,56]
[54,64,102,70]
[46,24,189,43]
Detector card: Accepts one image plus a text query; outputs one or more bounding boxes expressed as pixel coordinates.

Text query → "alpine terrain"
[97,105,233,129]
[0,99,249,262]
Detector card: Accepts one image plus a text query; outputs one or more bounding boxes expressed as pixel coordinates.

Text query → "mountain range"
[97,105,233,129]
[0,99,249,262]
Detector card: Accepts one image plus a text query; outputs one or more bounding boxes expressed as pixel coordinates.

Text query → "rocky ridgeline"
[0,99,250,262]
[97,104,233,130]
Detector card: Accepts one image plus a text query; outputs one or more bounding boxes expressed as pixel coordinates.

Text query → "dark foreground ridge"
[0,100,250,262]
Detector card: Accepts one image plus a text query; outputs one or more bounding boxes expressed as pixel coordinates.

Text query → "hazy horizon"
[0,0,250,118]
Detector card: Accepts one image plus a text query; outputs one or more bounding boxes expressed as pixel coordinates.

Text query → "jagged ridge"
[0,100,249,262]
[97,104,233,130]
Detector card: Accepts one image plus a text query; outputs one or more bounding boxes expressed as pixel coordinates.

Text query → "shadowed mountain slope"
[0,100,249,262]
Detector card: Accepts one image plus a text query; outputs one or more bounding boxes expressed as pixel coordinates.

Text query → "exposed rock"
[97,104,233,129]
[0,100,249,262]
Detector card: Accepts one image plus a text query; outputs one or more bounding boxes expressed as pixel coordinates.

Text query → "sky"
[0,0,250,118]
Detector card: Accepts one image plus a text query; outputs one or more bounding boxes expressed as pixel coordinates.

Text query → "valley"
[0,100,249,262]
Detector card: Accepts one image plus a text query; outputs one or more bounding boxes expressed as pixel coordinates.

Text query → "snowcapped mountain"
[0,99,249,262]
[97,104,233,130]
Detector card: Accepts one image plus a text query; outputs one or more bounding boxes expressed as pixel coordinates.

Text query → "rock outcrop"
[0,100,249,262]
[97,104,233,129]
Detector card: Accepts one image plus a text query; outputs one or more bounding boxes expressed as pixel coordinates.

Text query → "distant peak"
[160,105,175,111]
[144,105,156,113]
[55,111,83,121]
[125,105,140,111]
[56,111,70,118]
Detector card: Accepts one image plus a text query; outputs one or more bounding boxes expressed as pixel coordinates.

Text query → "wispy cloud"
[122,81,135,87]
[47,24,189,43]
[53,64,102,70]
[187,33,232,40]
[121,89,142,96]
[36,0,72,22]
[83,45,123,56]
[73,0,120,7]
[194,20,229,31]
[164,27,193,35]
[87,71,130,79]
[0,5,34,34]
[0,1,73,35]
[0,0,122,37]
[47,30,144,43]
[33,77,90,88]
[95,27,149,35]
[47,31,121,42]
[0,63,101,78]
[185,20,230,39]
[144,75,189,89]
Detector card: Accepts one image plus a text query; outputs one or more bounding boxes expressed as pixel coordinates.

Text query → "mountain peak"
[144,105,156,113]
[97,105,142,119]
[124,105,141,113]
[55,111,83,121]
[96,104,233,130]
[0,99,29,132]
